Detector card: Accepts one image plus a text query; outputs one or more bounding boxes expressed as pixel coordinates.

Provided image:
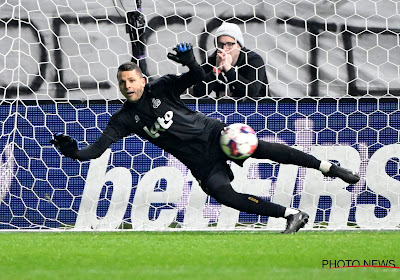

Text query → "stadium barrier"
[0,98,399,230]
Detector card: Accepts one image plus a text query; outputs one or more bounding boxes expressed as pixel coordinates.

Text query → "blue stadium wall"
[0,98,399,229]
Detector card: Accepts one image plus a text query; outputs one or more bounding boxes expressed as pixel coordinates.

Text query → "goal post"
[0,0,399,230]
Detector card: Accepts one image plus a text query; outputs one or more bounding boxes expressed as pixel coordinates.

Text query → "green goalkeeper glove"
[50,133,79,159]
[167,42,197,67]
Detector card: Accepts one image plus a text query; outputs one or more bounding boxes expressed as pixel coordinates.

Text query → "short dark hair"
[117,62,142,79]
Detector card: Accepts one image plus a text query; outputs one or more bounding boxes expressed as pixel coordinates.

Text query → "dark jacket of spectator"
[192,48,268,97]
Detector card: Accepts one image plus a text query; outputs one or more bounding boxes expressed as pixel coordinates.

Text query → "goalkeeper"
[50,43,360,234]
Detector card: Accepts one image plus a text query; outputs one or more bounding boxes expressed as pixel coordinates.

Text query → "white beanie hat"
[215,22,244,47]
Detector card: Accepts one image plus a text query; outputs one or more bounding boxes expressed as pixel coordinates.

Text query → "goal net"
[0,0,399,230]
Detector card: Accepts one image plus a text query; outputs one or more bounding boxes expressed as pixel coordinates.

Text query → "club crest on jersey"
[152,98,161,108]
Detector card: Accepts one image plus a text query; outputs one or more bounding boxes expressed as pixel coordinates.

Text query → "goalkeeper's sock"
[284,208,300,218]
[319,160,332,173]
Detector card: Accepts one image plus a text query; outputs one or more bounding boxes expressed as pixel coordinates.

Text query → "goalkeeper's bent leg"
[202,170,286,218]
[212,184,286,217]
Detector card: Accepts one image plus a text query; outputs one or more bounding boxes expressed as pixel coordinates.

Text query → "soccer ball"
[220,123,258,159]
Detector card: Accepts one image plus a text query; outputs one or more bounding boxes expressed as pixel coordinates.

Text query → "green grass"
[0,231,399,280]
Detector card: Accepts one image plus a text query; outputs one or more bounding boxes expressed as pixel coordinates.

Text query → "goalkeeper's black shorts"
[183,123,245,193]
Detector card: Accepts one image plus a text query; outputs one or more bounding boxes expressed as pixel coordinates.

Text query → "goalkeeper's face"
[118,69,146,103]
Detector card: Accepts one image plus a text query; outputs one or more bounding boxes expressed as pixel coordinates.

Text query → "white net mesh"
[0,0,399,230]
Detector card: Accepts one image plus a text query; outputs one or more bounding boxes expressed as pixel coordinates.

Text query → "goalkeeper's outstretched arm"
[50,133,114,161]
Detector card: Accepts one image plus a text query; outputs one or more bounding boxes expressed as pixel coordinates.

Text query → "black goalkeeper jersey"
[102,73,227,179]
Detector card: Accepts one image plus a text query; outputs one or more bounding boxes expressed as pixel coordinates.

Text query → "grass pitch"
[0,231,399,280]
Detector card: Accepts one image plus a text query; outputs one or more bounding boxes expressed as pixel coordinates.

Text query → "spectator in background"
[192,22,268,98]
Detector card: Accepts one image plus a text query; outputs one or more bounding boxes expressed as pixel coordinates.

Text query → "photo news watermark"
[322,259,400,269]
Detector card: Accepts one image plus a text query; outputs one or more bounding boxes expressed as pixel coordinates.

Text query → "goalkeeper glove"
[50,133,79,159]
[167,42,197,67]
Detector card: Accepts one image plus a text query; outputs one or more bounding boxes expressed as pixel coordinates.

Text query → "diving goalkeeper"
[50,43,360,233]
